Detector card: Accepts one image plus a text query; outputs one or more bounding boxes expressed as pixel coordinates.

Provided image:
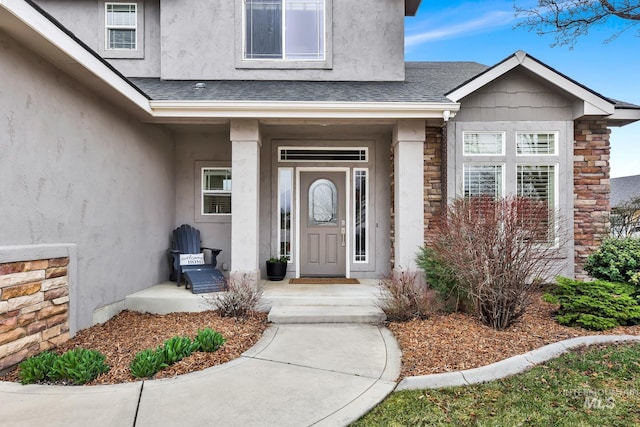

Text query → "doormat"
[288,278,360,284]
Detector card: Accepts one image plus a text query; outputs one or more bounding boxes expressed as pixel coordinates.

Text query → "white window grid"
[105,3,137,51]
[516,131,558,156]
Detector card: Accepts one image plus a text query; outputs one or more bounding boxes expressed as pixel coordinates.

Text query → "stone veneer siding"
[423,125,445,245]
[0,258,70,372]
[390,124,445,268]
[573,119,611,278]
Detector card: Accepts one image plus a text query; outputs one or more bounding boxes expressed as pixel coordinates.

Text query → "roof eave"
[148,100,460,121]
[405,0,422,16]
[0,0,152,117]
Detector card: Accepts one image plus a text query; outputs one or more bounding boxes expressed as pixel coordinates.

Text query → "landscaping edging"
[396,335,640,391]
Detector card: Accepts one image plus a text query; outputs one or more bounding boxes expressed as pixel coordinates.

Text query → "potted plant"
[266,256,288,281]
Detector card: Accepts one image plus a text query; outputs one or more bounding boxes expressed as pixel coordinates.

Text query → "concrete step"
[268,305,386,324]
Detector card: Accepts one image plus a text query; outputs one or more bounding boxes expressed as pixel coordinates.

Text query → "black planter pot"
[266,261,287,281]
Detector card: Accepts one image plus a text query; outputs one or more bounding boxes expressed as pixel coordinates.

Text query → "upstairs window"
[244,0,325,60]
[106,3,137,50]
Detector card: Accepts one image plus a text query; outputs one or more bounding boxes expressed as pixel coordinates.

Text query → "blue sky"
[405,0,639,178]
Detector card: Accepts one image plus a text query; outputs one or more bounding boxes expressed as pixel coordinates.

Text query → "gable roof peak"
[514,50,527,63]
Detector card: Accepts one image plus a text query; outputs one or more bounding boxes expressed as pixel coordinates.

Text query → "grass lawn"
[353,343,640,427]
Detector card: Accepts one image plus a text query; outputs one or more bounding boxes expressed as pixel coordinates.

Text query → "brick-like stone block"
[53,296,69,305]
[20,300,52,315]
[0,327,27,347]
[0,270,45,289]
[1,334,41,358]
[26,321,48,335]
[38,303,67,321]
[42,324,63,341]
[39,341,55,352]
[1,282,42,300]
[0,315,18,334]
[46,313,67,328]
[45,267,67,279]
[7,292,44,311]
[48,257,70,268]
[17,312,37,327]
[41,277,67,292]
[44,286,68,301]
[23,260,48,271]
[49,332,70,347]
[0,262,25,276]
[0,348,28,371]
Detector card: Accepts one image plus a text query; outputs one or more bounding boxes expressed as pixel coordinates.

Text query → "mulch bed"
[389,293,640,378]
[1,311,268,385]
[2,294,639,385]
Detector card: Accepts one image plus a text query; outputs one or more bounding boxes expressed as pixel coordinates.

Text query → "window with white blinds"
[463,165,504,198]
[516,132,557,155]
[106,3,137,50]
[202,168,232,215]
[517,165,556,242]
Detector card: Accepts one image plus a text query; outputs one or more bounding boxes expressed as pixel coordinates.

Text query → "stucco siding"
[453,69,574,122]
[34,0,162,77]
[173,128,233,272]
[159,0,405,81]
[0,31,175,331]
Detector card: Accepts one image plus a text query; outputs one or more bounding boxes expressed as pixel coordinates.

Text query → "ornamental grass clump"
[421,196,566,330]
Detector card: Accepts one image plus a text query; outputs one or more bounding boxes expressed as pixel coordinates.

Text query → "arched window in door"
[308,179,337,226]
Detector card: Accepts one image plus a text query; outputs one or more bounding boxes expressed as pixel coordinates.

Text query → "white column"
[393,120,425,271]
[230,119,261,285]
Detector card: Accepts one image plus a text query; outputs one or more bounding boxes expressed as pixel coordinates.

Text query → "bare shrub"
[377,271,441,321]
[427,196,566,330]
[204,275,263,318]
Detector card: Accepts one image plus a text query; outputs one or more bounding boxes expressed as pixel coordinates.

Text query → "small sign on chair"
[180,253,205,266]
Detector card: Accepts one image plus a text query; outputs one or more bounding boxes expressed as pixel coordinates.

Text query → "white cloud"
[405,10,515,47]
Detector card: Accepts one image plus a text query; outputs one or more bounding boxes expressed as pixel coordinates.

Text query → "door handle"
[341,227,346,247]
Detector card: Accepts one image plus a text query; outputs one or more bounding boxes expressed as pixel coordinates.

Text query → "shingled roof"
[611,175,640,207]
[129,62,490,103]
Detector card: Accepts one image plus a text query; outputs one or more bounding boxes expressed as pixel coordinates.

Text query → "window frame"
[236,0,332,69]
[516,131,558,156]
[243,0,326,61]
[463,131,505,156]
[201,167,232,216]
[353,168,369,263]
[99,1,144,59]
[105,2,138,51]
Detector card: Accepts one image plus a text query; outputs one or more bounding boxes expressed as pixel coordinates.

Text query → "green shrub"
[545,277,640,330]
[161,336,196,365]
[415,247,468,312]
[584,238,640,286]
[48,348,109,384]
[194,328,226,352]
[130,348,167,378]
[18,351,59,385]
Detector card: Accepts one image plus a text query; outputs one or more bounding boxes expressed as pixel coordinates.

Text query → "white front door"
[299,171,346,276]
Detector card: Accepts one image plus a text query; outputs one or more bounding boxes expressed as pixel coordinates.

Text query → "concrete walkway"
[0,323,401,427]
